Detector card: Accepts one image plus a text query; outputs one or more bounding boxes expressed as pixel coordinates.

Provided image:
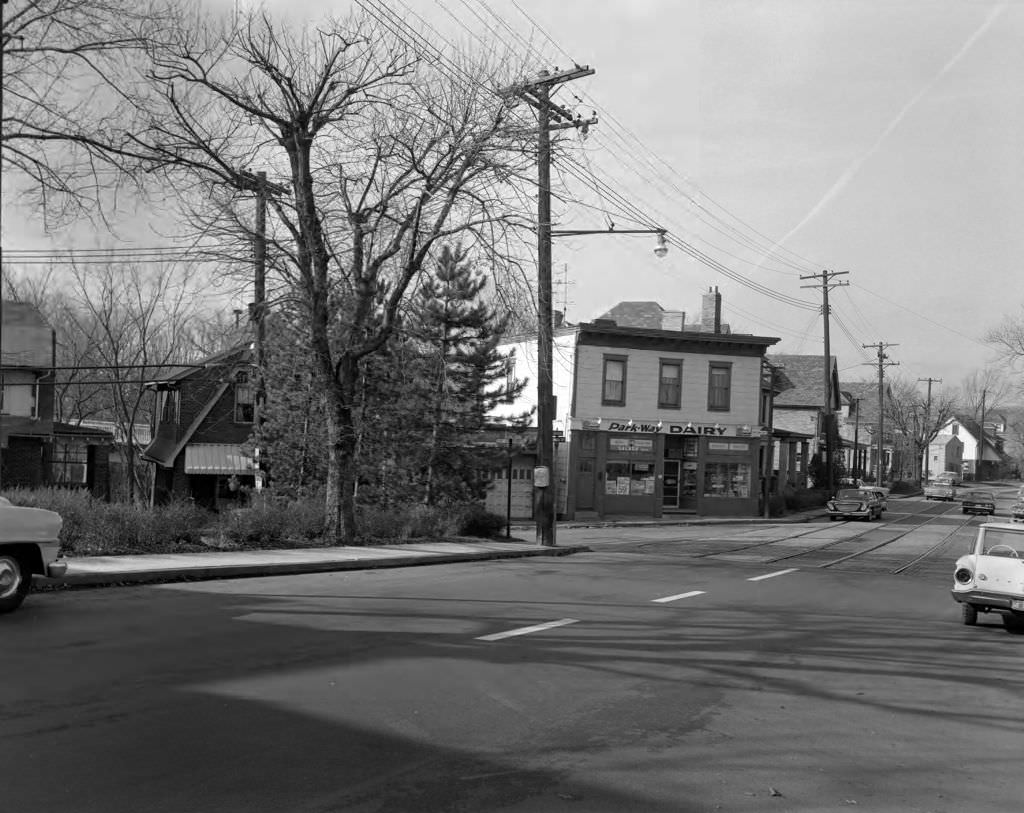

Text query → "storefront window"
[703,461,751,498]
[605,461,657,496]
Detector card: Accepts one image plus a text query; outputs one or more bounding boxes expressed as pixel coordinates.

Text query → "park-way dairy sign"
[602,421,730,436]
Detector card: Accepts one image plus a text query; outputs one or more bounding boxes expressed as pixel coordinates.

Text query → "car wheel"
[0,553,31,614]
[962,509,968,515]
[962,604,978,626]
[1002,615,1024,633]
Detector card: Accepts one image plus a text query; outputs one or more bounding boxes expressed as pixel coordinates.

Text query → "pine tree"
[407,244,527,505]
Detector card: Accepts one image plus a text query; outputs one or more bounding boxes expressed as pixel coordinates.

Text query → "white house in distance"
[930,415,998,481]
[488,289,792,520]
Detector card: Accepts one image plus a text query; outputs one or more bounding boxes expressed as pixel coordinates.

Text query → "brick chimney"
[660,310,685,331]
[701,286,722,333]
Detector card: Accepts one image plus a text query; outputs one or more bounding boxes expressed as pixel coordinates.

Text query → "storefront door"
[576,458,595,510]
[679,460,698,510]
[662,460,680,508]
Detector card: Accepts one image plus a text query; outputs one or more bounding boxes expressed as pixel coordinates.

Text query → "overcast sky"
[6,0,1022,393]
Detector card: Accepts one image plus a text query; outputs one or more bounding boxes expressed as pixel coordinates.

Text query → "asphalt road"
[4,496,1022,813]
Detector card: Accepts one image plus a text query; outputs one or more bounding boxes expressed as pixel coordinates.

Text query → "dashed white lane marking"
[747,568,798,582]
[476,618,580,642]
[652,590,706,604]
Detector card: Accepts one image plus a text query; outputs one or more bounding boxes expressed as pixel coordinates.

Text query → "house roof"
[598,301,666,330]
[578,322,779,354]
[839,381,886,425]
[143,341,253,385]
[52,422,114,441]
[768,355,839,408]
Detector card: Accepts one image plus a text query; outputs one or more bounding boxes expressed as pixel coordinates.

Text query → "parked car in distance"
[951,522,1024,631]
[865,488,888,511]
[961,489,996,516]
[924,471,961,501]
[827,488,884,522]
[1007,485,1024,523]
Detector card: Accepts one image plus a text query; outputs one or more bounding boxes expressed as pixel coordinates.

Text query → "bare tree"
[885,375,959,483]
[959,368,1012,425]
[1,0,168,225]
[120,8,538,541]
[4,259,216,499]
[986,308,1024,394]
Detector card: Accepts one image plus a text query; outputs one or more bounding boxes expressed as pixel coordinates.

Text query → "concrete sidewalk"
[48,539,591,588]
[42,507,835,589]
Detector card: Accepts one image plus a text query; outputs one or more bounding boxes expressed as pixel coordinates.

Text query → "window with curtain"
[658,360,682,408]
[602,356,627,406]
[708,362,732,411]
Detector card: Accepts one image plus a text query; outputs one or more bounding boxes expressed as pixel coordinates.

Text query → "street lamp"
[533,225,668,547]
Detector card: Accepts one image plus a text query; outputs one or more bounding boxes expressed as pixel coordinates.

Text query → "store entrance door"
[679,460,698,510]
[663,460,680,508]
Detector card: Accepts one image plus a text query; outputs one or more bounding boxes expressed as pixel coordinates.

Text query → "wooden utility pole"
[507,66,596,547]
[978,388,987,481]
[918,377,941,483]
[852,397,862,480]
[864,342,898,485]
[800,270,848,494]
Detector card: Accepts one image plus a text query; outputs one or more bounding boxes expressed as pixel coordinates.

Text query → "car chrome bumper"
[46,560,68,578]
[951,588,1024,610]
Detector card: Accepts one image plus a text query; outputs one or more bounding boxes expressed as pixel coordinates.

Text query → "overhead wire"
[464,1,824,279]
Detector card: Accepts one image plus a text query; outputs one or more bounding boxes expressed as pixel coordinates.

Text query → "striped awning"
[184,444,253,475]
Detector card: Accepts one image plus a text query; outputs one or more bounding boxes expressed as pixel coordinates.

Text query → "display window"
[703,461,751,498]
[605,461,657,496]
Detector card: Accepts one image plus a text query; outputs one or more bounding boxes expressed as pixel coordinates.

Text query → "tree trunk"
[323,358,360,544]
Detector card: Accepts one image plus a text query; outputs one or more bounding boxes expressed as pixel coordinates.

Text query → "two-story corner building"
[491,289,786,519]
[1,301,56,488]
[140,342,260,509]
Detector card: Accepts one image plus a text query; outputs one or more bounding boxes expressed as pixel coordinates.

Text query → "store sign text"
[605,421,729,436]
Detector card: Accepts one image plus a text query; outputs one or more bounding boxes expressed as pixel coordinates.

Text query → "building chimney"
[552,309,564,328]
[701,286,722,333]
[660,310,685,331]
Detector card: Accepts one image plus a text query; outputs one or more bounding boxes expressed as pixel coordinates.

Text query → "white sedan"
[951,522,1024,631]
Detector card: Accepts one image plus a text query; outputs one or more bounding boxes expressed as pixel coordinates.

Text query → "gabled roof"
[598,301,666,330]
[839,381,886,425]
[768,354,840,409]
[143,341,253,386]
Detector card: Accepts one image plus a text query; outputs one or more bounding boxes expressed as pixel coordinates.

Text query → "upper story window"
[234,369,255,423]
[759,387,772,425]
[658,359,682,409]
[951,423,959,436]
[707,362,732,411]
[0,374,38,417]
[602,355,627,406]
[159,388,180,425]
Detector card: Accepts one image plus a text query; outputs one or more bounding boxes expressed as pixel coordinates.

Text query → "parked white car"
[0,497,66,614]
[951,522,1024,631]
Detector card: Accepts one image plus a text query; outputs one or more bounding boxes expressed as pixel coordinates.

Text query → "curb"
[41,544,593,589]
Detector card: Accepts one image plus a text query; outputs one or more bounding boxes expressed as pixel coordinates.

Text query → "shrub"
[452,504,507,538]
[784,487,830,511]
[768,495,787,518]
[888,480,915,495]
[0,487,213,554]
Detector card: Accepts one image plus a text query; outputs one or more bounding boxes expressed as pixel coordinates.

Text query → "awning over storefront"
[184,444,252,475]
